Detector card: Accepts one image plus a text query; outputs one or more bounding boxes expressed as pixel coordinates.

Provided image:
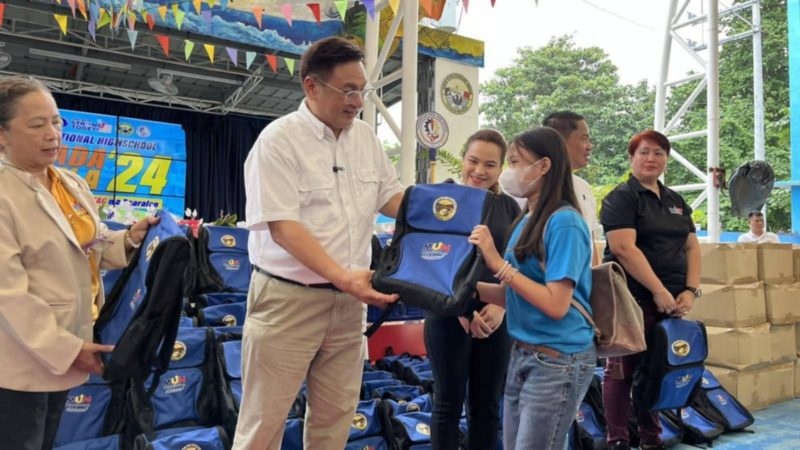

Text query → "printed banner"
[55,109,186,219]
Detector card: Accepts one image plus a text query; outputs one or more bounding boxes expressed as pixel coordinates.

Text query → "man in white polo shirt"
[543,111,600,265]
[738,211,780,243]
[235,37,404,450]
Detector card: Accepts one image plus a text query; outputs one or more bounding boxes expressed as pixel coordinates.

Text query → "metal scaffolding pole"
[706,0,721,241]
[399,0,419,186]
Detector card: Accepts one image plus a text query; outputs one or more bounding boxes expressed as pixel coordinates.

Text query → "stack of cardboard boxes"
[685,243,800,411]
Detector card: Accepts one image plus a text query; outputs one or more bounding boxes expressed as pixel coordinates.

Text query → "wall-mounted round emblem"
[433,196,457,221]
[416,111,449,149]
[441,73,473,115]
[671,340,690,357]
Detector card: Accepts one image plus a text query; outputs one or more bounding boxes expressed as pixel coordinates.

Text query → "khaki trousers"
[231,272,366,450]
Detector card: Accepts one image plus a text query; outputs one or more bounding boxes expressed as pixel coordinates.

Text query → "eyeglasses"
[312,77,375,103]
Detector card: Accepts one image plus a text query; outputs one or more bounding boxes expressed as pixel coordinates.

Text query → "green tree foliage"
[664,0,789,231]
[480,35,654,187]
[480,0,790,233]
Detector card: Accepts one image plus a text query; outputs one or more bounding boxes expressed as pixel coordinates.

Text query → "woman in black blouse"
[425,129,520,450]
[600,130,701,450]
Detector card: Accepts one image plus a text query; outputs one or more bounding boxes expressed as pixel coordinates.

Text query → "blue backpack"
[132,425,231,450]
[388,412,434,449]
[665,406,724,446]
[635,318,707,411]
[372,384,424,403]
[95,210,190,382]
[217,336,243,436]
[349,399,390,442]
[692,369,755,432]
[281,418,304,450]
[658,411,684,447]
[196,226,252,293]
[99,220,128,298]
[384,394,433,416]
[345,435,391,450]
[197,302,247,328]
[196,292,248,308]
[53,434,122,450]
[370,184,494,327]
[129,327,218,434]
[53,374,126,447]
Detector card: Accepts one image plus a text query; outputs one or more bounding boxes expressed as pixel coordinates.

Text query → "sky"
[379,0,721,142]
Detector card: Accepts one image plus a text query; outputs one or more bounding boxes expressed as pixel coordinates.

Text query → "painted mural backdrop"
[55,109,187,218]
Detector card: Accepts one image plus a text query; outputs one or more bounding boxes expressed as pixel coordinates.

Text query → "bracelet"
[125,229,141,249]
[494,260,511,280]
[500,267,519,287]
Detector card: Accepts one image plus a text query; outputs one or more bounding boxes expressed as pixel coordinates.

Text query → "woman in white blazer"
[0,76,157,450]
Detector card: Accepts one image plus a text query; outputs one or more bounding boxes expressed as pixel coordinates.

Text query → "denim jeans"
[424,312,512,450]
[503,343,596,450]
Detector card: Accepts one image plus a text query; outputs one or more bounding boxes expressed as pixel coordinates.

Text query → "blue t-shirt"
[504,209,594,354]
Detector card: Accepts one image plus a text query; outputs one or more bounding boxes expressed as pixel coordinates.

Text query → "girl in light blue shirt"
[469,126,596,450]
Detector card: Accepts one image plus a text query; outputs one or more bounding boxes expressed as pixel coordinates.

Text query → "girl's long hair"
[510,127,579,262]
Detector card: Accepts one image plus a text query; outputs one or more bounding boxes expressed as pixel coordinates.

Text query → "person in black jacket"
[424,129,521,450]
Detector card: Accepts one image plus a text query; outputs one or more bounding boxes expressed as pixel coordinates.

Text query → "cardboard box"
[770,324,796,364]
[764,283,800,325]
[766,361,795,405]
[706,324,772,370]
[757,244,795,283]
[706,365,771,411]
[685,282,766,328]
[700,243,758,284]
[794,246,800,282]
[796,359,800,398]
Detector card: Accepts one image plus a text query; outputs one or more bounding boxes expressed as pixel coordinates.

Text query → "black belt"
[254,265,340,291]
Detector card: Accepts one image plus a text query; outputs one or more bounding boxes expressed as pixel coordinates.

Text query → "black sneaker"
[608,442,631,450]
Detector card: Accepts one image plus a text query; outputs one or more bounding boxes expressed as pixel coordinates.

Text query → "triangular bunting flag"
[174,9,185,29]
[54,14,68,35]
[0,4,5,28]
[203,43,215,63]
[363,0,375,20]
[113,6,125,29]
[156,34,170,56]
[192,0,201,14]
[388,0,399,15]
[462,0,469,13]
[420,0,445,20]
[307,3,320,24]
[280,3,292,26]
[252,7,262,29]
[88,18,96,41]
[157,5,167,21]
[171,3,179,17]
[225,47,238,67]
[184,39,194,61]
[145,12,154,30]
[491,0,496,6]
[245,51,256,70]
[208,0,216,8]
[89,2,100,21]
[201,10,212,27]
[66,0,76,18]
[76,0,87,19]
[266,54,277,72]
[334,0,347,20]
[97,9,111,28]
[220,0,227,9]
[127,12,136,31]
[284,58,294,76]
[127,29,138,50]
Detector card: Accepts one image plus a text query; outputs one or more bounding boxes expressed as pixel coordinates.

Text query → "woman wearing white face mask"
[469,127,595,450]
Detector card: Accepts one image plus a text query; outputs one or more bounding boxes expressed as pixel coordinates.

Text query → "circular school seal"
[171,341,187,361]
[220,234,236,247]
[433,196,457,221]
[416,112,449,149]
[440,73,473,115]
[222,314,237,326]
[416,422,431,436]
[671,340,690,357]
[181,445,201,450]
[352,413,368,431]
